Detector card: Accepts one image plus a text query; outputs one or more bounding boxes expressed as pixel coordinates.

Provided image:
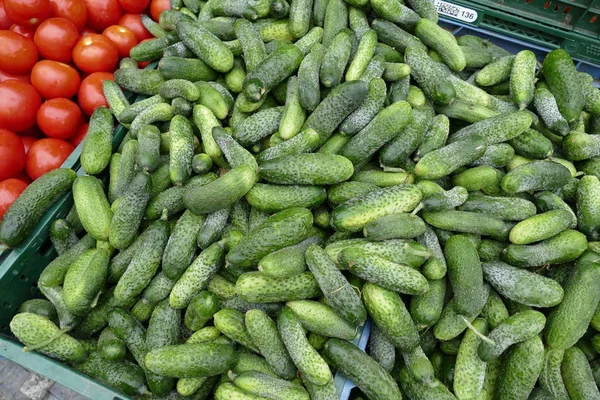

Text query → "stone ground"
[0,358,88,400]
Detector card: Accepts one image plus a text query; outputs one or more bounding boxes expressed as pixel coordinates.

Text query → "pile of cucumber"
[2,0,600,399]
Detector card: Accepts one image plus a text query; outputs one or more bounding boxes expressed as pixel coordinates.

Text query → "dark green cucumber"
[114,68,165,96]
[444,234,484,316]
[246,183,326,213]
[543,49,584,125]
[49,219,78,256]
[145,342,237,378]
[502,229,587,268]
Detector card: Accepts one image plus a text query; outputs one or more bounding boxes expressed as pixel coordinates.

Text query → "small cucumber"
[502,229,587,268]
[501,160,571,194]
[444,234,484,316]
[371,0,419,31]
[298,43,326,111]
[448,110,532,145]
[433,285,490,341]
[287,300,356,340]
[77,353,147,397]
[410,277,446,328]
[234,18,265,72]
[562,346,600,400]
[494,336,544,400]
[415,136,487,180]
[258,236,321,278]
[259,153,353,185]
[64,249,109,316]
[399,367,456,400]
[177,19,234,72]
[510,50,537,109]
[453,318,488,399]
[543,49,584,124]
[404,45,455,105]
[213,308,259,352]
[184,292,220,332]
[423,210,513,241]
[415,18,465,71]
[346,29,378,81]
[80,107,114,175]
[458,192,536,221]
[279,76,306,140]
[533,87,570,135]
[73,175,112,242]
[19,299,57,323]
[322,0,348,47]
[232,371,309,400]
[109,172,151,250]
[197,207,230,249]
[368,324,396,373]
[363,212,426,240]
[236,271,321,303]
[246,183,326,213]
[145,342,237,378]
[577,175,600,240]
[339,78,387,137]
[158,56,218,82]
[114,68,165,96]
[162,210,205,280]
[540,348,569,400]
[98,326,126,361]
[476,55,514,87]
[320,29,353,88]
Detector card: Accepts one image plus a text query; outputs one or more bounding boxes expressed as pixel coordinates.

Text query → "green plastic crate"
[437,0,600,65]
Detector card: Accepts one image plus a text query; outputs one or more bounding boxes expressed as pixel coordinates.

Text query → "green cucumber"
[371,0,419,31]
[320,29,352,88]
[415,18,465,72]
[404,45,455,105]
[162,210,205,280]
[298,43,326,111]
[533,87,570,135]
[415,135,487,180]
[458,192,536,221]
[72,175,112,242]
[177,19,234,72]
[114,68,165,96]
[145,342,237,378]
[433,285,490,341]
[368,324,396,373]
[184,292,220,332]
[158,56,218,82]
[19,299,57,323]
[197,207,230,249]
[339,78,387,137]
[543,49,584,124]
[213,308,259,352]
[476,55,514,87]
[510,50,537,109]
[109,172,151,250]
[246,184,326,213]
[279,76,306,140]
[562,346,600,400]
[63,249,109,316]
[346,29,378,81]
[453,318,488,399]
[494,336,544,400]
[236,271,321,303]
[363,212,426,240]
[577,175,600,240]
[232,371,309,400]
[501,160,571,194]
[416,114,450,158]
[444,234,484,316]
[259,153,353,185]
[322,0,347,47]
[77,353,147,397]
[448,110,531,145]
[422,210,513,241]
[410,277,446,328]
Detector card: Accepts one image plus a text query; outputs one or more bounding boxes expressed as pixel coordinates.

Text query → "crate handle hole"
[563,5,571,13]
[525,0,532,3]
[591,15,598,23]
[2,301,11,308]
[553,3,560,11]
[20,274,28,281]
[544,1,552,9]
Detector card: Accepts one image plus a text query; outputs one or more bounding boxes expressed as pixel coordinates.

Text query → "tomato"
[0,81,41,132]
[48,0,86,30]
[4,0,51,27]
[13,172,31,184]
[78,71,112,116]
[70,122,87,146]
[79,26,96,36]
[18,125,42,137]
[0,69,30,83]
[9,24,35,38]
[0,179,28,220]
[103,25,138,58]
[0,0,11,29]
[20,136,36,153]
[25,138,73,180]
[150,0,169,21]
[0,31,38,74]
[118,13,151,41]
[34,18,79,63]
[36,98,81,140]
[0,129,25,180]
[82,0,122,31]
[30,60,80,99]
[118,0,149,14]
[72,33,118,73]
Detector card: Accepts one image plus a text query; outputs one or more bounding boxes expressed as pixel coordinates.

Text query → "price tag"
[433,0,478,23]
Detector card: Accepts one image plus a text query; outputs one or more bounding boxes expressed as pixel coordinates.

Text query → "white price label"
[434,0,478,23]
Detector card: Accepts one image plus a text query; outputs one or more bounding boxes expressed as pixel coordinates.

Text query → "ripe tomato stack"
[0,0,170,220]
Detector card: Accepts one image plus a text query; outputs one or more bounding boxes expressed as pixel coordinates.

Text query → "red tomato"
[0,31,38,74]
[0,69,30,83]
[72,34,118,73]
[82,0,122,31]
[0,81,41,132]
[0,129,25,180]
[18,125,42,137]
[102,25,138,58]
[48,0,86,30]
[30,60,80,99]
[36,98,81,140]
[12,172,31,184]
[0,0,11,29]
[70,122,87,146]
[78,71,113,116]
[25,138,73,180]
[118,13,151,41]
[118,0,149,14]
[79,26,96,36]
[0,178,28,220]
[4,0,51,27]
[150,0,169,21]
[9,24,35,38]
[20,136,36,153]
[34,18,79,63]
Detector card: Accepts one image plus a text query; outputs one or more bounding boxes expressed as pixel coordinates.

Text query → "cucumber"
[460,45,493,69]
[192,154,213,175]
[458,192,536,221]
[257,128,321,163]
[162,210,205,280]
[346,29,378,81]
[340,101,412,166]
[482,260,563,307]
[0,168,76,248]
[213,308,259,352]
[233,106,284,147]
[146,173,216,219]
[233,18,265,73]
[416,114,450,158]
[476,55,513,86]
[177,19,234,72]
[327,181,379,206]
[331,184,422,232]
[508,128,552,159]
[453,318,488,400]
[363,282,419,352]
[278,306,332,385]
[415,135,487,180]
[545,260,600,350]
[533,87,570,135]
[562,346,600,400]
[112,140,138,202]
[371,0,419,31]
[145,342,237,378]
[215,382,268,399]
[129,103,174,138]
[539,348,569,400]
[363,212,426,240]
[77,353,147,397]
[399,367,456,400]
[197,207,230,249]
[19,299,57,323]
[410,277,446,328]
[415,18,465,72]
[245,309,297,380]
[39,284,79,331]
[170,242,225,309]
[236,271,321,303]
[448,110,531,145]
[478,310,546,361]
[260,154,353,186]
[109,172,151,250]
[368,324,396,373]
[433,285,490,341]
[502,229,587,268]
[339,78,387,137]
[577,175,600,240]
[298,43,326,111]
[102,79,129,118]
[423,210,513,241]
[471,143,515,168]
[451,166,496,192]
[340,247,428,295]
[417,226,447,280]
[137,125,161,172]
[444,234,484,316]
[436,100,497,124]
[286,300,356,340]
[322,0,347,47]
[501,160,572,194]
[279,76,306,140]
[63,249,109,316]
[158,56,218,82]
[115,218,170,303]
[510,50,537,109]
[118,95,166,125]
[320,29,353,88]
[494,336,544,400]
[543,49,584,125]
[10,313,86,363]
[232,371,309,400]
[404,45,455,105]
[184,292,220,332]
[114,68,165,96]
[131,272,176,322]
[257,236,320,278]
[72,175,112,242]
[352,169,414,187]
[246,184,326,213]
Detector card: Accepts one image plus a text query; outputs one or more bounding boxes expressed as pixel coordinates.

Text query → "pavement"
[0,358,88,400]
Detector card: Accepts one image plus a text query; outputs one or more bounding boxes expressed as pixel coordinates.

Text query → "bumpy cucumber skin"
[77,353,147,397]
[494,336,544,400]
[433,285,490,341]
[246,184,326,213]
[298,43,326,111]
[454,318,488,399]
[236,271,321,303]
[233,106,284,146]
[324,338,402,399]
[577,175,600,240]
[448,110,532,145]
[501,160,571,194]
[162,210,205,280]
[545,260,600,350]
[510,50,537,109]
[259,153,354,185]
[540,348,569,400]
[64,249,109,316]
[423,210,513,241]
[320,29,352,88]
[258,236,319,278]
[340,78,387,137]
[177,19,234,72]
[305,245,366,326]
[543,49,584,125]
[410,277,446,328]
[415,18,465,72]
[476,55,514,87]
[331,184,422,232]
[562,346,600,400]
[0,168,76,248]
[403,45,455,105]
[232,371,309,400]
[346,29,378,81]
[10,313,87,363]
[509,209,573,245]
[72,176,112,243]
[109,172,151,250]
[482,260,563,307]
[399,368,456,400]
[459,192,536,221]
[81,107,114,175]
[415,136,487,180]
[533,87,570,135]
[213,308,259,352]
